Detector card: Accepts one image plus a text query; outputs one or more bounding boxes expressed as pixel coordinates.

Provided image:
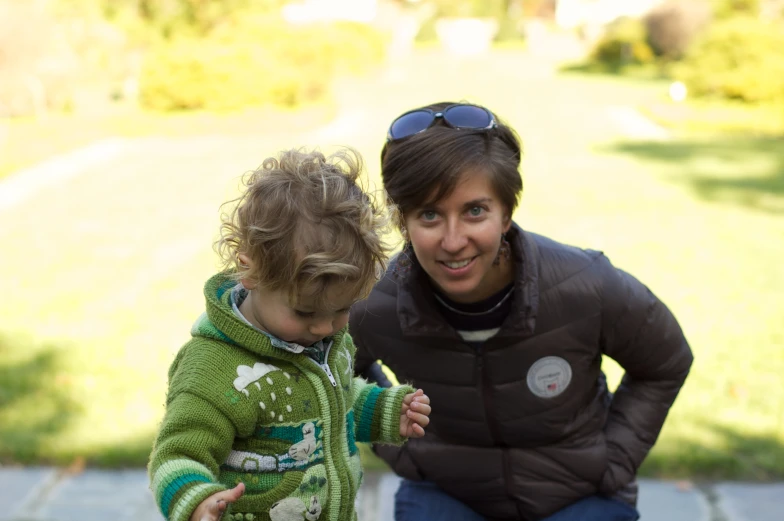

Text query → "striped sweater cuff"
[151,459,227,521]
[354,383,415,445]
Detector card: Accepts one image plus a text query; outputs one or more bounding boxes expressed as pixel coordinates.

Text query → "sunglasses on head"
[386,103,497,142]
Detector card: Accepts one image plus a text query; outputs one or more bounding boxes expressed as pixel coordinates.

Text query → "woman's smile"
[438,256,477,275]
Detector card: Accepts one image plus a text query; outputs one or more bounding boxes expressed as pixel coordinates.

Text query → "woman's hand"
[400,389,431,438]
[189,483,245,521]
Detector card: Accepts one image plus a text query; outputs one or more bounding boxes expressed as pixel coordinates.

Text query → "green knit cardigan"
[149,274,414,521]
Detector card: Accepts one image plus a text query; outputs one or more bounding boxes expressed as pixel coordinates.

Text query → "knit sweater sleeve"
[149,392,235,521]
[351,377,414,445]
[148,341,259,521]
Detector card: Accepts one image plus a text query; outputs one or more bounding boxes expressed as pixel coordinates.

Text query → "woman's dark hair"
[380,101,523,227]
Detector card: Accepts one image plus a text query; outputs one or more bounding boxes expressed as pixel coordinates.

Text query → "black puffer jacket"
[350,224,692,521]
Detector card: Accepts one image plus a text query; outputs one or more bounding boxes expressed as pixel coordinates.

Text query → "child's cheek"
[335,314,350,331]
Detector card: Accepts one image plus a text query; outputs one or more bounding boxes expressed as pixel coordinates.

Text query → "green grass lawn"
[1,49,782,480]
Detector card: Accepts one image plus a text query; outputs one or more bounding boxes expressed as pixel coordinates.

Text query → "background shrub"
[138,20,388,111]
[673,16,784,103]
[590,17,655,69]
[644,1,712,59]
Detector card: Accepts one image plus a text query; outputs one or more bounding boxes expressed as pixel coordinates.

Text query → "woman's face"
[404,169,513,303]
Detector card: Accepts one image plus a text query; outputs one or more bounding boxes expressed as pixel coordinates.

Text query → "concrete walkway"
[1,467,782,521]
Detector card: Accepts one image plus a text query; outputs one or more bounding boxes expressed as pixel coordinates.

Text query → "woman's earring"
[494,233,511,266]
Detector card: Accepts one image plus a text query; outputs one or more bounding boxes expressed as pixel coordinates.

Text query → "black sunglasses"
[387,104,497,142]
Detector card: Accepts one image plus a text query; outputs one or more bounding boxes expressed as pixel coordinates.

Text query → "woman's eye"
[295,310,315,318]
[421,210,437,221]
[468,206,484,217]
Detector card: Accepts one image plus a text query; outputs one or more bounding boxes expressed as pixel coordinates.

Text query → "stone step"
[2,467,782,521]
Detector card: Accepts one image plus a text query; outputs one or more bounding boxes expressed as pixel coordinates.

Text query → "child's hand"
[189,482,245,521]
[400,388,431,438]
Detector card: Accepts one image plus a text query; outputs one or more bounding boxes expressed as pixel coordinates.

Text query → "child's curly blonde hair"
[216,147,391,308]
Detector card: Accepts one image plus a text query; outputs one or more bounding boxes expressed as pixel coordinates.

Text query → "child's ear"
[238,254,256,289]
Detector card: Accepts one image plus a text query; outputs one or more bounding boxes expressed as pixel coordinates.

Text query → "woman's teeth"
[444,259,471,269]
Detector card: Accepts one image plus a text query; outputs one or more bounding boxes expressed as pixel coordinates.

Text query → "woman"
[350,102,693,521]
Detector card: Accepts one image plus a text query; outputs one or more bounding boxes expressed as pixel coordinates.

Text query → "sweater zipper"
[312,342,337,387]
[300,341,346,518]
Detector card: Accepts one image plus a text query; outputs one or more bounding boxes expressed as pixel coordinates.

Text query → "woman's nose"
[441,223,468,252]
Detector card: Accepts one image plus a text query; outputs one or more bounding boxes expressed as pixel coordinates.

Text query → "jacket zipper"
[477,351,504,445]
[478,351,523,516]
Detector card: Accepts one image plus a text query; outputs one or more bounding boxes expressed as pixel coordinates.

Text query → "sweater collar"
[199,273,346,361]
[396,222,539,339]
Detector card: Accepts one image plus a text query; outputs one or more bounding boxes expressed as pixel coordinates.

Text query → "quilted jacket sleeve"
[598,255,693,494]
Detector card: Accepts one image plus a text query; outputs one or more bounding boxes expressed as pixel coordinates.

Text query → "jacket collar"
[396,222,539,339]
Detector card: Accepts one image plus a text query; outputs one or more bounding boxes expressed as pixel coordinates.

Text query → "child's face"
[239,281,356,347]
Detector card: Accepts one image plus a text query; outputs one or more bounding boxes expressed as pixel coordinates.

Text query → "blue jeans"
[394,479,640,521]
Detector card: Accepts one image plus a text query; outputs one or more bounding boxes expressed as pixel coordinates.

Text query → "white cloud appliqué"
[234,362,280,397]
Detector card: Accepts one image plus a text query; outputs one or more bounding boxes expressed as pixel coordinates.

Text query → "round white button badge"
[526,356,572,398]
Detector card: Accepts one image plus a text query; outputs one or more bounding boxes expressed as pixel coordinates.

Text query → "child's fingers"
[214,482,245,503]
[409,423,425,437]
[225,482,245,501]
[202,500,226,521]
[403,389,425,405]
[199,483,245,521]
[412,393,430,405]
[404,389,423,401]
[409,401,431,416]
[406,410,430,427]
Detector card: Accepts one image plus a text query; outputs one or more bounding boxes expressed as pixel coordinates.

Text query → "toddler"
[149,148,430,521]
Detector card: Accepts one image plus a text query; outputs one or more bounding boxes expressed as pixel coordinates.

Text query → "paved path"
[1,467,782,521]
